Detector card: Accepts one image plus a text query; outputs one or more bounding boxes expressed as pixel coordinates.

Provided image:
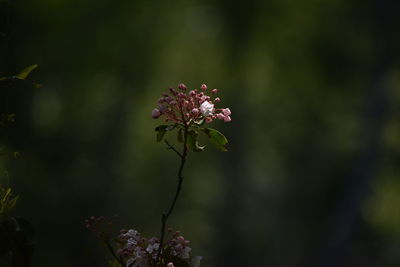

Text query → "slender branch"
[164,139,182,158]
[156,125,189,264]
[105,240,124,266]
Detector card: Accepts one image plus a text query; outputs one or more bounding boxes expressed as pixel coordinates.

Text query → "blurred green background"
[1,0,400,266]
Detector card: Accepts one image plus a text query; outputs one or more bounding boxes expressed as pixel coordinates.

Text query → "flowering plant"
[88,83,231,267]
[152,83,231,154]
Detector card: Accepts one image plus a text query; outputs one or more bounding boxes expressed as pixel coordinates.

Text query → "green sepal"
[203,128,228,151]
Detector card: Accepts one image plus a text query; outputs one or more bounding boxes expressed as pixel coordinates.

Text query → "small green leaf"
[187,130,205,152]
[15,64,38,80]
[155,125,168,142]
[194,118,205,126]
[155,124,178,142]
[203,128,228,151]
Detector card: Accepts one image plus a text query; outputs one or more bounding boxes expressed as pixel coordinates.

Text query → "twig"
[164,139,182,158]
[105,241,124,266]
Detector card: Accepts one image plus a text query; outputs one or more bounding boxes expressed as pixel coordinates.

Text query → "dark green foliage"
[0,187,34,267]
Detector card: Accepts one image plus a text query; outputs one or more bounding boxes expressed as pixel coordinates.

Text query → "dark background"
[1,0,400,266]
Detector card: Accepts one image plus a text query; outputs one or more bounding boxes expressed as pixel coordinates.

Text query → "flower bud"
[223,108,231,116]
[211,88,218,94]
[178,83,187,90]
[191,108,199,115]
[214,97,220,103]
[167,263,175,267]
[216,113,225,120]
[201,84,207,90]
[151,108,161,118]
[223,115,231,122]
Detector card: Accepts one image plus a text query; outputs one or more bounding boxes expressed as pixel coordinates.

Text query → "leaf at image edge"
[15,64,38,80]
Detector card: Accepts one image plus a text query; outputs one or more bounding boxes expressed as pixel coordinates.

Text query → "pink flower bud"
[152,108,161,118]
[178,83,187,90]
[216,113,225,120]
[211,88,218,94]
[223,108,231,116]
[205,117,213,123]
[214,97,220,103]
[223,115,231,122]
[189,90,195,97]
[201,84,207,90]
[192,108,199,115]
[169,87,177,95]
[167,263,175,267]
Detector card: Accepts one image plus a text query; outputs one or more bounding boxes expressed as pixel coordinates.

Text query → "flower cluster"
[151,83,232,125]
[117,229,192,267]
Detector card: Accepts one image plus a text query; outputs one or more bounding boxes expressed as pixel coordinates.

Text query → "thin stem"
[156,124,189,264]
[164,139,182,158]
[105,240,124,266]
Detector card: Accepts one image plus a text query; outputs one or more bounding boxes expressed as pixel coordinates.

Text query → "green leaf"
[155,125,168,142]
[155,124,179,142]
[187,130,205,152]
[15,64,38,80]
[203,128,228,151]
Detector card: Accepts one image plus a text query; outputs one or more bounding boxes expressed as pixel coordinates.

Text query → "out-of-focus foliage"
[1,0,400,266]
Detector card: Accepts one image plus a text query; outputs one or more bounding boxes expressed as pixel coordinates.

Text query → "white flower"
[127,238,138,246]
[199,101,214,116]
[146,243,159,254]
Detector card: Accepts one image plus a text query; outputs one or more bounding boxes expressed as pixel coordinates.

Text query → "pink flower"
[216,113,225,120]
[178,83,187,90]
[223,108,231,116]
[224,116,231,122]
